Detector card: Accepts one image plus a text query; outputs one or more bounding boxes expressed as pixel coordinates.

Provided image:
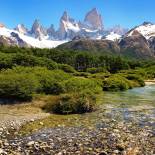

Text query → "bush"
[33,69,71,94]
[58,64,76,73]
[1,67,72,95]
[87,67,108,74]
[102,75,131,91]
[73,72,90,78]
[0,53,13,69]
[90,72,111,79]
[126,74,145,87]
[43,91,97,114]
[0,74,39,100]
[62,77,102,94]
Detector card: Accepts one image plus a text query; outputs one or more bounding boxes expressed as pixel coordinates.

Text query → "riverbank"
[0,85,155,154]
[0,98,50,129]
[0,119,154,155]
[145,79,155,85]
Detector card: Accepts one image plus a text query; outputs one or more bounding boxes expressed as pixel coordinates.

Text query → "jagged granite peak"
[31,19,47,40]
[58,11,80,40]
[61,11,69,21]
[15,24,28,34]
[84,8,104,30]
[47,24,56,38]
[109,25,128,35]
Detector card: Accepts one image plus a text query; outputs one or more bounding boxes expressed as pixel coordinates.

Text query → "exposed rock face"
[109,25,128,35]
[149,36,155,52]
[10,32,29,47]
[119,30,154,58]
[57,8,105,40]
[30,19,47,40]
[0,34,29,47]
[15,24,28,34]
[84,8,103,31]
[0,36,16,46]
[47,24,56,39]
[58,11,80,40]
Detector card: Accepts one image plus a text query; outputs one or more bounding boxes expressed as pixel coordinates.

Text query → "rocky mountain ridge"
[0,8,126,42]
[58,22,155,59]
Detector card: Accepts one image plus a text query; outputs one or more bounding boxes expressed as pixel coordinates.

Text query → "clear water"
[77,84,155,130]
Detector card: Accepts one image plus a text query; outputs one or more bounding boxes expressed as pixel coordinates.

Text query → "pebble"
[0,148,7,155]
[26,141,35,147]
[39,122,44,126]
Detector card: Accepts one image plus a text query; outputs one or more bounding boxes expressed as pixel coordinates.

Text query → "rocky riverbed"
[0,119,154,155]
[0,85,155,155]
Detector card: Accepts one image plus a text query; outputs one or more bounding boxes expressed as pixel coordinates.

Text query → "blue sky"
[0,0,155,30]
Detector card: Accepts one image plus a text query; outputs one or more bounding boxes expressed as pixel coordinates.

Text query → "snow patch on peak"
[104,32,121,41]
[62,20,80,33]
[15,24,28,34]
[128,23,155,39]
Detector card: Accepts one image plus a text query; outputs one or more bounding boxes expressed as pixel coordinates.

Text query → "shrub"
[0,53,13,69]
[1,67,72,95]
[43,91,97,114]
[58,64,76,73]
[90,72,111,79]
[126,74,145,87]
[31,68,72,94]
[62,77,102,94]
[102,75,131,91]
[73,72,90,78]
[0,74,39,100]
[87,67,108,74]
[36,74,64,95]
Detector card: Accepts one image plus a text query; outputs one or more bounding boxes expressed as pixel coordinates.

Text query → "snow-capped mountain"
[127,22,155,40]
[0,26,67,48]
[103,32,121,41]
[14,24,28,34]
[57,8,105,40]
[58,11,80,40]
[109,25,128,35]
[0,8,111,48]
[30,19,48,40]
[2,8,151,49]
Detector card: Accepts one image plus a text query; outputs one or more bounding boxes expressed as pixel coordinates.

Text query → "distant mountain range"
[0,8,128,48]
[0,8,155,59]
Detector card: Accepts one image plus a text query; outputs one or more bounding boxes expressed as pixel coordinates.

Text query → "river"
[1,84,155,154]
